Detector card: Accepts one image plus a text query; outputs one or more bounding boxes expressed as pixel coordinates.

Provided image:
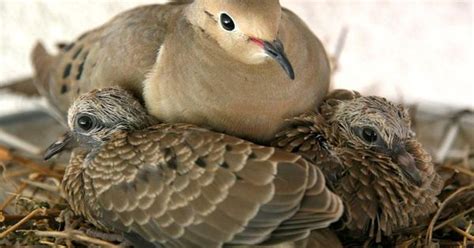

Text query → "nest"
[0,107,472,248]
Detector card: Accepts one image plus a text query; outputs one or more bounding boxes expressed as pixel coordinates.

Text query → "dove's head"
[321,90,430,187]
[44,87,154,160]
[186,0,294,79]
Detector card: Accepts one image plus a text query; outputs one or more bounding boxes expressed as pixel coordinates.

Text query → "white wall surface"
[0,0,472,109]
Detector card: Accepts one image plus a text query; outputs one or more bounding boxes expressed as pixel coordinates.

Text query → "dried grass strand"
[0,174,40,211]
[2,208,61,223]
[434,207,474,231]
[20,178,60,193]
[39,240,67,248]
[0,145,63,178]
[0,208,46,239]
[31,230,120,248]
[464,221,473,246]
[441,163,474,177]
[447,223,474,241]
[425,184,474,246]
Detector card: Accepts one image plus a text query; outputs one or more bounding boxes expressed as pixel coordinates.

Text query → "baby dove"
[273,90,443,242]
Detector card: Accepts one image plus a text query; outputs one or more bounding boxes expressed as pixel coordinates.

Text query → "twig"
[448,223,474,241]
[434,207,474,231]
[0,207,47,239]
[20,178,60,193]
[442,164,474,177]
[0,174,40,211]
[0,128,42,155]
[30,230,120,248]
[465,221,473,247]
[39,240,67,248]
[426,184,474,245]
[14,156,64,179]
[0,145,64,178]
[2,168,32,179]
[1,208,61,223]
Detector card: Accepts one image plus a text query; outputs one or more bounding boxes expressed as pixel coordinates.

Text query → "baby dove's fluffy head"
[67,87,154,145]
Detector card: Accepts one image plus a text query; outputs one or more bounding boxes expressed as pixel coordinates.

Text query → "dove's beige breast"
[145,9,330,143]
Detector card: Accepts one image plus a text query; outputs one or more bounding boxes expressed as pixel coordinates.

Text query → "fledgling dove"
[32,0,330,143]
[44,87,343,247]
[273,90,444,243]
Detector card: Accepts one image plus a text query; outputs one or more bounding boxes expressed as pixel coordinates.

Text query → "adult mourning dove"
[32,0,330,143]
[273,90,443,243]
[44,87,343,247]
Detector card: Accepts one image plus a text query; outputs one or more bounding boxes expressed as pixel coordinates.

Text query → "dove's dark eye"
[360,127,378,143]
[77,115,96,132]
[220,13,235,31]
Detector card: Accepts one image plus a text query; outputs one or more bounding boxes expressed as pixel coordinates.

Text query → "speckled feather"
[59,88,343,247]
[273,89,443,242]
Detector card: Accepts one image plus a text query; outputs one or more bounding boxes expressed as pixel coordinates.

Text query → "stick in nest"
[441,161,474,178]
[1,208,61,223]
[20,178,60,193]
[0,145,64,179]
[464,221,473,247]
[0,174,41,211]
[425,184,474,246]
[447,223,474,242]
[28,230,121,248]
[0,207,47,239]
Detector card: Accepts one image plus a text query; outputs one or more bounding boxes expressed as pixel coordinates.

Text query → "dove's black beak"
[250,37,295,80]
[392,145,422,187]
[44,132,73,160]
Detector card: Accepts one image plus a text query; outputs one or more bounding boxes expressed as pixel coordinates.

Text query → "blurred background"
[0,0,472,111]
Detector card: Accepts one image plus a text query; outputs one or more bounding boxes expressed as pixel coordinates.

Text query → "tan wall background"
[0,0,472,111]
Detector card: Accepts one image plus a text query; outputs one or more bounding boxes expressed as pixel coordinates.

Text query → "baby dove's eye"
[77,114,96,132]
[360,127,379,143]
[220,13,235,31]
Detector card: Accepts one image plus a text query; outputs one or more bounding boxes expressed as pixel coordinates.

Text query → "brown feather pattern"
[273,89,443,242]
[59,88,343,247]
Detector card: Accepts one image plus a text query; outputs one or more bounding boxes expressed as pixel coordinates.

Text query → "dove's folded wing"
[82,124,342,247]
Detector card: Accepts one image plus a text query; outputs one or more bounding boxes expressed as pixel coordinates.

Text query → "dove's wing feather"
[78,123,341,247]
[32,3,184,114]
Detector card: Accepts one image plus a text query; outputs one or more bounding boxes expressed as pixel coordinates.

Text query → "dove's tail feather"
[31,42,55,97]
[0,77,39,96]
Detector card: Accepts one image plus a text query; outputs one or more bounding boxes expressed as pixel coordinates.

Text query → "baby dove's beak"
[44,132,73,160]
[393,147,422,187]
[251,38,295,80]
